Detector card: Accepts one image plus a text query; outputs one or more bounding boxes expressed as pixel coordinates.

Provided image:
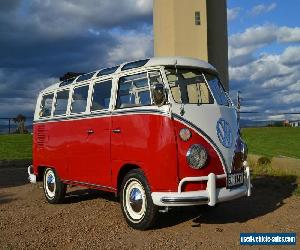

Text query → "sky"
[0,0,299,122]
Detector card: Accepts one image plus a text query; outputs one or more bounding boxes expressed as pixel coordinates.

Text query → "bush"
[293,186,300,196]
[257,156,271,165]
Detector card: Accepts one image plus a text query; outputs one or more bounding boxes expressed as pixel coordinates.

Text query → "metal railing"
[0,117,33,134]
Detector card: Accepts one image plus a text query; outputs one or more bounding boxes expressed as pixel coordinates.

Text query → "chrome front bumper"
[27,165,37,184]
[151,163,251,207]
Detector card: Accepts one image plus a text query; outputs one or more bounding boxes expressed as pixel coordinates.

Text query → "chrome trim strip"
[112,109,168,116]
[34,109,169,124]
[62,179,116,192]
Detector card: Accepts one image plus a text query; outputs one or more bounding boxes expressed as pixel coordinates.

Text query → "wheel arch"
[37,165,55,181]
[117,164,142,196]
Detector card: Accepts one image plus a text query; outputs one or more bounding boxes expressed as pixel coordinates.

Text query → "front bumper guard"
[27,165,37,184]
[152,163,251,207]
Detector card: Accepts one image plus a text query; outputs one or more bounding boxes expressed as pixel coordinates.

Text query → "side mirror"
[151,83,167,107]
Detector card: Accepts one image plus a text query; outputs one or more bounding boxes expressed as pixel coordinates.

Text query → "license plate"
[227,172,244,188]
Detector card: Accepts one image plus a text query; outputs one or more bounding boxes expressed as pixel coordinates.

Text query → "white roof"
[145,56,216,71]
[42,56,217,93]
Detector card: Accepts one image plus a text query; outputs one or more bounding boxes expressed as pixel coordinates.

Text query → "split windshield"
[165,67,230,106]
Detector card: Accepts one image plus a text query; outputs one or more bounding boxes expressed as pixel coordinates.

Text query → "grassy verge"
[0,134,32,160]
[248,156,300,196]
[242,127,300,159]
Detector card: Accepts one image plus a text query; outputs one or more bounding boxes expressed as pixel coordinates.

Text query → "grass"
[248,157,300,196]
[242,127,300,159]
[0,134,32,160]
[294,186,300,196]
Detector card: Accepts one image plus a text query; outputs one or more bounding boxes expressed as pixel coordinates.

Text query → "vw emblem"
[216,119,233,148]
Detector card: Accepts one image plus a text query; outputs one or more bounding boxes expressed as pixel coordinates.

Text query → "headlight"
[186,144,208,169]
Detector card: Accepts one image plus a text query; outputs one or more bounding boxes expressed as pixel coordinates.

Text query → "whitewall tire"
[120,169,158,230]
[43,168,66,204]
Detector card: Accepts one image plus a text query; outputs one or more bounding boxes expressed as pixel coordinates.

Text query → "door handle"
[112,129,121,134]
[87,129,94,135]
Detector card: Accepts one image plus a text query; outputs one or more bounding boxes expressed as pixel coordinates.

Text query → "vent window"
[77,72,95,82]
[97,66,119,77]
[121,59,149,71]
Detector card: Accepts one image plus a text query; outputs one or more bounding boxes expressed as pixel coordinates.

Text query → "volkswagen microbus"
[28,57,251,230]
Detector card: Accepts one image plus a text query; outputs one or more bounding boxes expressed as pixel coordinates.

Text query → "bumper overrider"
[151,161,251,207]
[28,165,37,184]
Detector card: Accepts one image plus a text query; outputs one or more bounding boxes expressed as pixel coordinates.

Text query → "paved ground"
[0,167,299,249]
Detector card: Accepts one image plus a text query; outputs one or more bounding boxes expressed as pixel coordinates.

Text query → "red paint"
[33,113,225,193]
[173,119,226,191]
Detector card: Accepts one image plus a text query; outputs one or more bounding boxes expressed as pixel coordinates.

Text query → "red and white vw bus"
[28,57,251,230]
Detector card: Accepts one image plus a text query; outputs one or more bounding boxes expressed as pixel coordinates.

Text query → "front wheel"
[120,169,158,230]
[43,168,66,204]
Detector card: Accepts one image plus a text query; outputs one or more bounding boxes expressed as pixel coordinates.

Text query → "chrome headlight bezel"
[186,144,208,169]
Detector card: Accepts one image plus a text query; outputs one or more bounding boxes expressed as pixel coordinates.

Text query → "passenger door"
[110,71,178,191]
[67,80,112,187]
[111,72,153,166]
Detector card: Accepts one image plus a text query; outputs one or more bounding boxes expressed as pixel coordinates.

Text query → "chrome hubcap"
[47,174,55,192]
[45,170,56,198]
[129,188,143,213]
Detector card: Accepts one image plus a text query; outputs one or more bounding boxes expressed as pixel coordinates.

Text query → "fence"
[0,117,34,134]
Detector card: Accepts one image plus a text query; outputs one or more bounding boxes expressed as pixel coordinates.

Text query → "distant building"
[290,120,300,127]
[153,0,229,90]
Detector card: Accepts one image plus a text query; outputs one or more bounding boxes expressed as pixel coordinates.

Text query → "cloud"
[107,32,153,65]
[0,0,154,119]
[0,0,299,123]
[27,0,153,37]
[227,7,241,21]
[228,22,300,120]
[280,46,300,66]
[229,35,300,120]
[250,3,277,16]
[229,25,300,67]
[0,0,20,12]
[230,25,300,49]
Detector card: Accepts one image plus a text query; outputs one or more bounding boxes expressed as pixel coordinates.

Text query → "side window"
[91,80,112,111]
[116,73,151,109]
[54,89,69,116]
[71,85,89,114]
[40,93,54,118]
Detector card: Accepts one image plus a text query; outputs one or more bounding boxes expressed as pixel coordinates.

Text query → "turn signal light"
[179,128,192,142]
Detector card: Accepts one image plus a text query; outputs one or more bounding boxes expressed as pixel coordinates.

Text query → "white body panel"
[171,104,238,173]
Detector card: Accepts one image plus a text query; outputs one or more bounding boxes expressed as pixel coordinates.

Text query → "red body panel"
[33,116,111,186]
[33,113,225,193]
[111,113,178,192]
[173,120,226,191]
